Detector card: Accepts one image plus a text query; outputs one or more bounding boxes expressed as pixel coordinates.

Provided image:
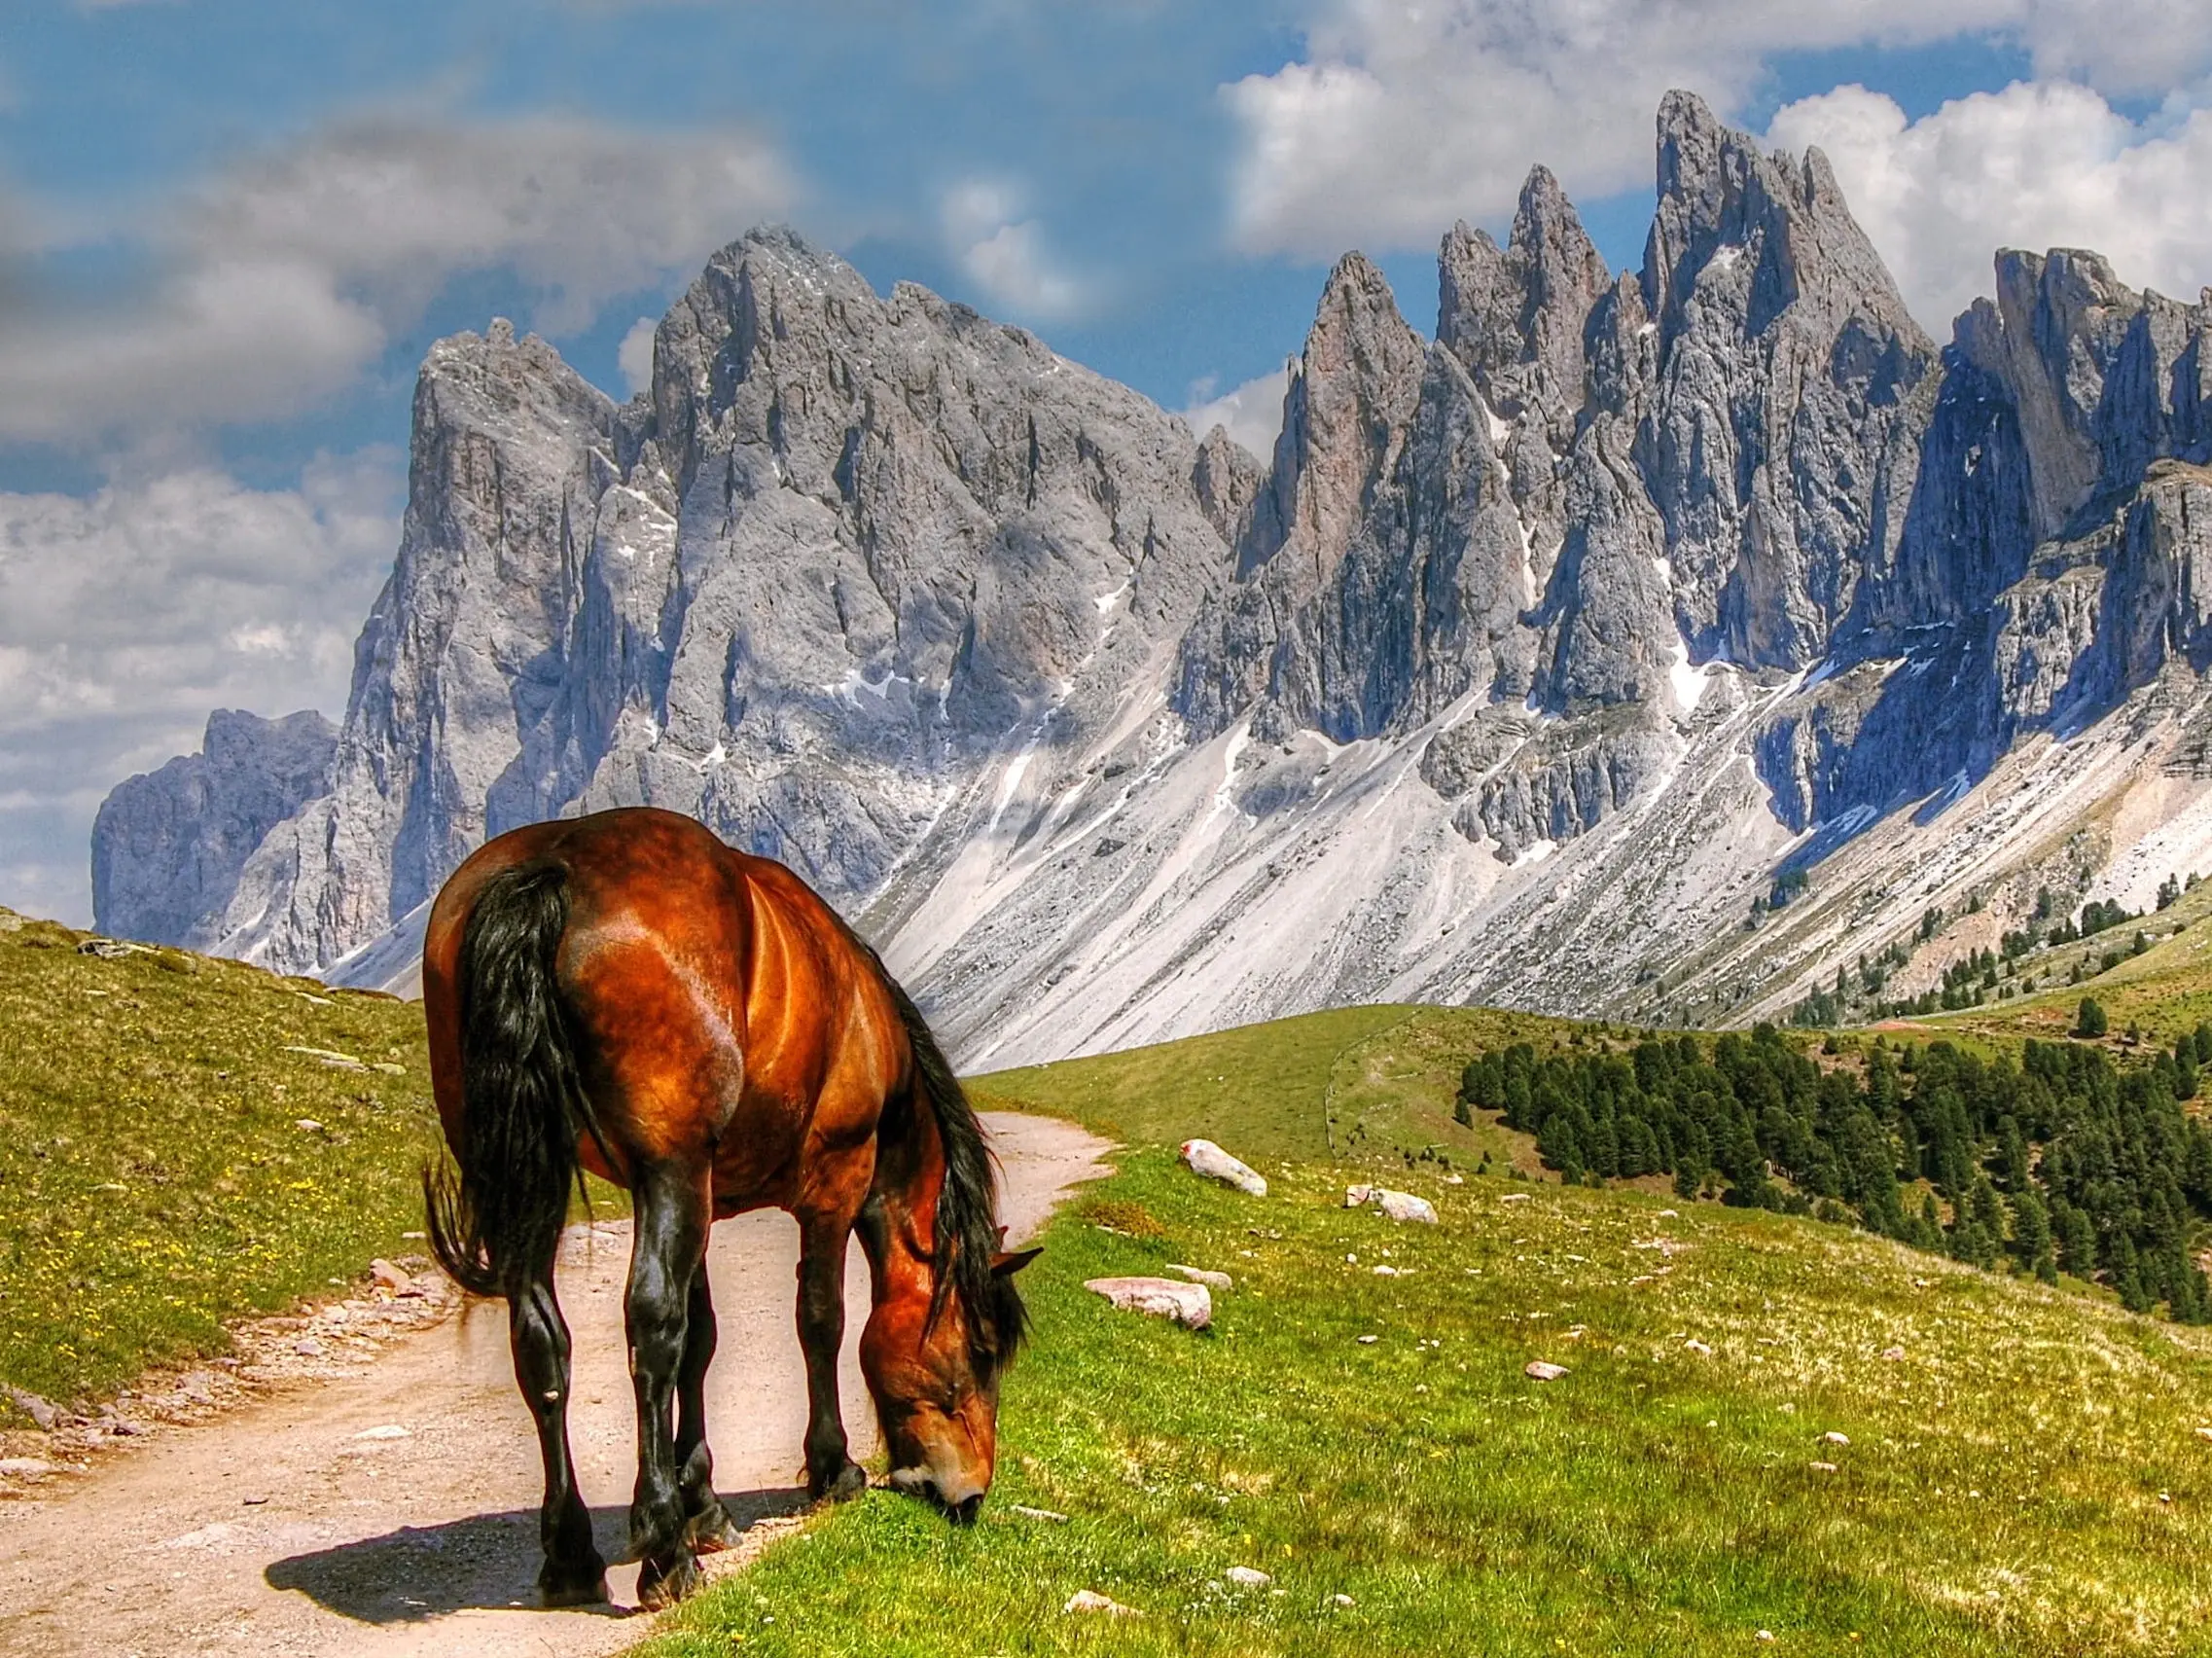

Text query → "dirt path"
[0,1113,1111,1658]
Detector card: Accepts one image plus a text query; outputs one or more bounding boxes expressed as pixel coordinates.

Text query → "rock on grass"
[1345,1184,1440,1224]
[1181,1139,1267,1197]
[1084,1277,1213,1329]
[1064,1590,1141,1616]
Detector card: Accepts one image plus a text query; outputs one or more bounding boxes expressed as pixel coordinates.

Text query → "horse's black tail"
[423,860,594,1300]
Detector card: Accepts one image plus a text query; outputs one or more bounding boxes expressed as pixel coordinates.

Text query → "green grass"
[629,1007,2212,1658]
[635,1147,2212,1656]
[969,1003,1582,1170]
[0,907,446,1407]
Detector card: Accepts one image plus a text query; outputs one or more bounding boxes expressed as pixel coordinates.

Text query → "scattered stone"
[8,1387,57,1431]
[1809,1461,1838,1473]
[1441,1172,1465,1184]
[241,1495,268,1505]
[1524,1361,1568,1382]
[1345,1185,1439,1224]
[1165,1264,1233,1290]
[1357,1335,1380,1346]
[1063,1590,1140,1617]
[1757,1632,1775,1643]
[1821,1431,1849,1446]
[1180,1139,1267,1198]
[0,1459,55,1477]
[1332,1593,1355,1606]
[283,1045,370,1072]
[2195,1426,2212,1443]
[1880,1346,1907,1361]
[1372,1265,1400,1277]
[1083,1277,1212,1329]
[372,1062,407,1076]
[370,1259,413,1293]
[1684,1339,1713,1356]
[1659,1208,1678,1218]
[353,1424,410,1440]
[294,1338,326,1358]
[76,938,148,959]
[1225,1566,1272,1587]
[295,991,336,1008]
[1500,1192,1531,1204]
[293,1119,323,1134]
[1011,1505,1070,1523]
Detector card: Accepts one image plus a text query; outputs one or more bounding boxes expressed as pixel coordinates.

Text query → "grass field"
[0,906,446,1408]
[629,1012,2212,1658]
[635,1146,2212,1656]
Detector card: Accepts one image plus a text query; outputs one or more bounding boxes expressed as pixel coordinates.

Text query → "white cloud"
[1768,81,2212,329]
[0,116,795,444]
[940,179,1088,321]
[618,315,660,399]
[1179,367,1291,462]
[0,451,403,924]
[1221,1,2212,260]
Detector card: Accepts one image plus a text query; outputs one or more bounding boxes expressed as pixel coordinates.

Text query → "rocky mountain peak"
[1237,249,1425,585]
[1437,163,1610,453]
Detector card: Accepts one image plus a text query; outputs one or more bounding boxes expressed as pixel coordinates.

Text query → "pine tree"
[2076,996,2108,1038]
[2011,1189,2056,1282]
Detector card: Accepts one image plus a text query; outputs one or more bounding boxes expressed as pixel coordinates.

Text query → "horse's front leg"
[796,1208,868,1502]
[625,1165,710,1608]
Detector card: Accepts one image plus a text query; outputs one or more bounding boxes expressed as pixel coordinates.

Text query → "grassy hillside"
[639,1139,2212,1655]
[633,1007,2212,1658]
[968,1002,1588,1170]
[0,907,445,1407]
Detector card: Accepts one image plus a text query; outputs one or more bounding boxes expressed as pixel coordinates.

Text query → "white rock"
[1224,1566,1271,1587]
[1524,1361,1568,1382]
[1809,1460,1838,1473]
[1684,1338,1713,1356]
[1165,1263,1233,1289]
[1821,1430,1849,1446]
[1880,1345,1907,1361]
[1345,1185,1439,1224]
[1500,1192,1531,1204]
[353,1424,410,1440]
[1083,1277,1212,1329]
[1181,1139,1267,1197]
[1011,1505,1070,1523]
[1064,1590,1141,1616]
[1332,1593,1355,1606]
[0,1459,56,1477]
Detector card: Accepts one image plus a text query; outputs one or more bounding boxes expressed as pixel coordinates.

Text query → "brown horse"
[419,807,1037,1608]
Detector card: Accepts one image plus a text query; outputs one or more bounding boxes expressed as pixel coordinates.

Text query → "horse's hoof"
[539,1559,611,1608]
[809,1460,867,1503]
[637,1551,700,1610]
[686,1500,745,1553]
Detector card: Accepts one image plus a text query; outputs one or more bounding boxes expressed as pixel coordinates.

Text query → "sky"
[3,1,2212,926]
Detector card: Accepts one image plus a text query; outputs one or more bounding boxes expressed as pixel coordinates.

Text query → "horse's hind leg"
[509,1261,608,1606]
[626,1166,710,1609]
[674,1261,741,1552]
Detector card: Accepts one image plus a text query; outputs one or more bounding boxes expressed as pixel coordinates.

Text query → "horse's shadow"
[263,1487,811,1623]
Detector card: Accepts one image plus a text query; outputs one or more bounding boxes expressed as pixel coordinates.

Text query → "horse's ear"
[990,1245,1043,1277]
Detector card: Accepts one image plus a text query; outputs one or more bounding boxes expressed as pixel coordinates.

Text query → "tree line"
[1457,1024,2212,1322]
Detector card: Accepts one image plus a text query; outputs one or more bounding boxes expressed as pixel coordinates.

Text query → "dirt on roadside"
[0,1112,1111,1658]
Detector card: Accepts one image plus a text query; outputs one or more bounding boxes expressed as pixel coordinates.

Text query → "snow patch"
[1094,582,1129,615]
[1669,640,1707,714]
[1513,839,1557,867]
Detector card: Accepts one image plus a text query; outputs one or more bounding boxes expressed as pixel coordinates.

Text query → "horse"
[418,806,1039,1608]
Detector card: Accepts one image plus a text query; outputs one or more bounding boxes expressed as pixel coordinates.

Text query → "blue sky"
[4,0,2212,923]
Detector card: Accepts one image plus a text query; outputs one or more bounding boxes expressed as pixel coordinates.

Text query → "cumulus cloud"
[0,117,794,444]
[1179,367,1292,462]
[0,451,403,924]
[1768,82,2212,330]
[618,315,659,399]
[940,179,1088,321]
[1222,0,2212,260]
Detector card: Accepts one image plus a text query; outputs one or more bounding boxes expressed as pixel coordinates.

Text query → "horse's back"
[427,809,908,1207]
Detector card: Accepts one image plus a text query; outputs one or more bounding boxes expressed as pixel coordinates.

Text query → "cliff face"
[94,93,2212,1063]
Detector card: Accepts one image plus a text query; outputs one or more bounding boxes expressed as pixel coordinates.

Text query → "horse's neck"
[871,1084,946,1276]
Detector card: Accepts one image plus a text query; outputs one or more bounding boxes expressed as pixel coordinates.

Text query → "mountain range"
[91,90,2212,1069]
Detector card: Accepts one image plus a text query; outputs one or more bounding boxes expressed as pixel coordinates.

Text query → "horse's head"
[861,1241,1040,1524]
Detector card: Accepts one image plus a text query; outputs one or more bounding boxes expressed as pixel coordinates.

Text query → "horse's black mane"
[875,969,1030,1378]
